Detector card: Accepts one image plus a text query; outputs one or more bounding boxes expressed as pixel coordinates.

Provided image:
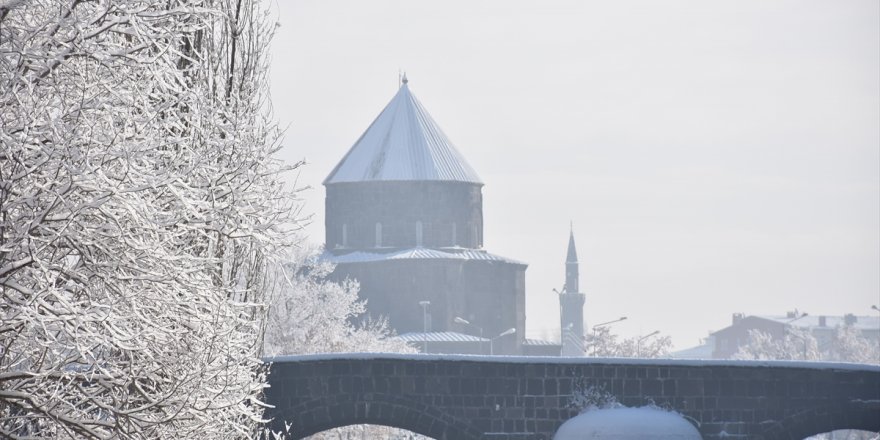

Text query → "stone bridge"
[263,354,880,440]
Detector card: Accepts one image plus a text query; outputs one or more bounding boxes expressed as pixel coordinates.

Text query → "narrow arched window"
[341,224,348,248]
[375,222,382,247]
[415,221,423,247]
[451,222,457,247]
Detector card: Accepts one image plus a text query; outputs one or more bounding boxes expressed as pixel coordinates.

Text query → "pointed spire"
[566,224,578,263]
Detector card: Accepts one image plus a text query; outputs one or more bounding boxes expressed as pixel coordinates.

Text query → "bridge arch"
[761,401,880,440]
[272,393,482,440]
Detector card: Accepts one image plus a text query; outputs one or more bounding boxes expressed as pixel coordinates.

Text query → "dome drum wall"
[325,181,484,251]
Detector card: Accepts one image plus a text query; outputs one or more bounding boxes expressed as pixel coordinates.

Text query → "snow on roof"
[669,341,714,360]
[757,314,880,331]
[264,353,880,372]
[553,407,702,440]
[322,247,526,266]
[394,332,488,343]
[524,338,561,346]
[324,81,482,185]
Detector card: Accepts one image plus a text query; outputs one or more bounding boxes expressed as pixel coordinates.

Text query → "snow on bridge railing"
[263,352,880,372]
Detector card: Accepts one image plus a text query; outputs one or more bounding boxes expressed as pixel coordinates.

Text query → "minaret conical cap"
[566,228,578,263]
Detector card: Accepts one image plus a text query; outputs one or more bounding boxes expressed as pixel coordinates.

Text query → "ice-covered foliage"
[733,327,879,364]
[0,0,298,438]
[263,249,418,440]
[568,381,622,413]
[733,327,879,439]
[826,325,880,365]
[733,327,820,361]
[264,249,415,356]
[587,326,673,358]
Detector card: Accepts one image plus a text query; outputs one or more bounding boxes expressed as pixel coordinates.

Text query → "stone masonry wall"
[264,356,880,440]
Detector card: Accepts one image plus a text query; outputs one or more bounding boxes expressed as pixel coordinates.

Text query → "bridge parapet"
[264,354,880,440]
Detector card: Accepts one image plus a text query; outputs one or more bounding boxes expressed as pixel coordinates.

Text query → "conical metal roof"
[324,81,482,185]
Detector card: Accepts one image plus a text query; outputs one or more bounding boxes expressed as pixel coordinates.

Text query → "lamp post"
[418,301,430,353]
[637,330,660,357]
[785,310,809,359]
[491,328,516,355]
[590,316,627,356]
[454,317,485,354]
[785,330,812,360]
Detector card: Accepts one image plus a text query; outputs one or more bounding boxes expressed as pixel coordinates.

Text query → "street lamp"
[784,310,809,359]
[490,328,516,355]
[418,301,430,353]
[637,330,660,357]
[454,317,485,354]
[594,316,628,329]
[785,310,808,358]
[784,329,813,360]
[590,316,627,356]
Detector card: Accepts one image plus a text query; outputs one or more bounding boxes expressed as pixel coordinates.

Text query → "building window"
[416,221,423,247]
[375,222,382,247]
[451,222,457,246]
[341,224,348,248]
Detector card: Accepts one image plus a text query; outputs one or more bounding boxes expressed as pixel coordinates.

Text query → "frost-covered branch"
[734,327,879,364]
[263,248,414,357]
[585,326,673,358]
[1,0,300,438]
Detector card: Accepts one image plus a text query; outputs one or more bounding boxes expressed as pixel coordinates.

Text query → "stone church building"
[322,78,582,356]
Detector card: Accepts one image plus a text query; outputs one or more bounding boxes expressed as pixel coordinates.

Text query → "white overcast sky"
[268,0,880,349]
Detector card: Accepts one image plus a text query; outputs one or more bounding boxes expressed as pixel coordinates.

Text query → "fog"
[268,0,879,349]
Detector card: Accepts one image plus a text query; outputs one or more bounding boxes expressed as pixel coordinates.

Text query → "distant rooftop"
[669,338,715,360]
[523,338,561,346]
[757,314,880,331]
[324,79,482,185]
[394,332,488,343]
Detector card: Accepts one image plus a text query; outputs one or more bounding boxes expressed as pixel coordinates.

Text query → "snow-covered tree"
[263,249,417,439]
[827,325,880,365]
[733,327,879,440]
[586,327,673,358]
[733,326,878,364]
[1,0,296,438]
[733,327,821,361]
[263,249,414,356]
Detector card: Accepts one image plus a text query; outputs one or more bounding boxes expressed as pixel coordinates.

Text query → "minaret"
[559,226,586,356]
[565,226,579,294]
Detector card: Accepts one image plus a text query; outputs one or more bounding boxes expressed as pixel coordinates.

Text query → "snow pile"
[554,407,703,440]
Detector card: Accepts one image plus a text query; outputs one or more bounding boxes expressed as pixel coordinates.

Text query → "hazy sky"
[268,0,880,349]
